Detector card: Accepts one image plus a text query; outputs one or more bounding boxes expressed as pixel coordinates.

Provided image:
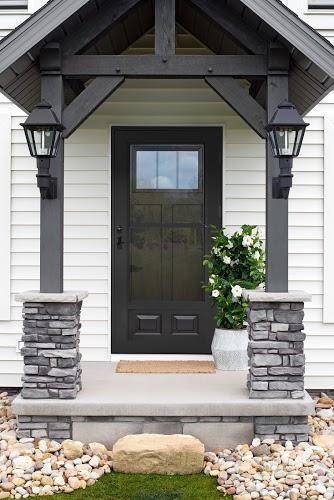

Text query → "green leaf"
[204,224,265,327]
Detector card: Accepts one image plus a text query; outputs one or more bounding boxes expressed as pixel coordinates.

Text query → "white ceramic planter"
[211,327,249,371]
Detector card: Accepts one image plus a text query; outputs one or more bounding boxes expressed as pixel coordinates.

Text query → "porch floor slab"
[13,362,314,417]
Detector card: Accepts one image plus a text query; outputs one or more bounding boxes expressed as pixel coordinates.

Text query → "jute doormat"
[115,360,216,374]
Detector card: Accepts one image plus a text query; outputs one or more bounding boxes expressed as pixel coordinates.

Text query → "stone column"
[243,290,311,399]
[15,291,88,399]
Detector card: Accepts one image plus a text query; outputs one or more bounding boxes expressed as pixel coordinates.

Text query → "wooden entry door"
[112,127,222,354]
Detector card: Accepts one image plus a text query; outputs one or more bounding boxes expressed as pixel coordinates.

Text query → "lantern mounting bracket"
[272,157,293,199]
[36,158,57,200]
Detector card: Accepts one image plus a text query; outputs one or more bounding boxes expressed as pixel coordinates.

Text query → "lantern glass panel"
[275,128,296,156]
[268,130,279,156]
[292,128,305,156]
[51,130,62,157]
[25,129,37,157]
[269,127,305,157]
[31,128,56,157]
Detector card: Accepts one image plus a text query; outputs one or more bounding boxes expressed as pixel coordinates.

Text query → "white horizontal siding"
[0,0,47,32]
[0,0,333,387]
[226,103,334,389]
[0,114,11,321]
[6,80,250,384]
[2,113,111,383]
[0,2,50,385]
[0,77,333,387]
[292,3,334,387]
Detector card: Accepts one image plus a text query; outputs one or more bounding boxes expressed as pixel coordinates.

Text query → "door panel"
[112,127,222,354]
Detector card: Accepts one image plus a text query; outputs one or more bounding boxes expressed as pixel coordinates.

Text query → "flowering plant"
[203,225,265,330]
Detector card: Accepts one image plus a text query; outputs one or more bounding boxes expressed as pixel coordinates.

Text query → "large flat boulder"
[112,433,205,475]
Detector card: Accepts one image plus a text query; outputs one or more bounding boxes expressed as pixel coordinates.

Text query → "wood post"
[155,0,175,58]
[266,45,290,292]
[40,43,64,293]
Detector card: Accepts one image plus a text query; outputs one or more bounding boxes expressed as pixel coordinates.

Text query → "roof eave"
[240,0,334,81]
[0,0,91,75]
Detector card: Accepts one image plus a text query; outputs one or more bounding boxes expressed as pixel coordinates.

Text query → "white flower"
[226,241,233,249]
[213,247,220,255]
[252,227,258,237]
[212,289,220,298]
[242,235,253,247]
[209,277,215,284]
[253,251,260,260]
[231,285,243,299]
[258,282,265,290]
[223,256,231,265]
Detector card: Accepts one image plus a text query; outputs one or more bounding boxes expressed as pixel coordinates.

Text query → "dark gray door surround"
[112,127,222,354]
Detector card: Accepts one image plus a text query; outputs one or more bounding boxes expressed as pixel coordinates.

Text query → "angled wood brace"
[205,76,267,139]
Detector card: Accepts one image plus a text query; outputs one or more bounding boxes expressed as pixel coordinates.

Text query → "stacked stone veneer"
[16,292,88,399]
[245,291,311,400]
[16,415,309,445]
[254,416,309,443]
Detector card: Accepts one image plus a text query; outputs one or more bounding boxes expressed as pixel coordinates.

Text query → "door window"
[134,146,202,190]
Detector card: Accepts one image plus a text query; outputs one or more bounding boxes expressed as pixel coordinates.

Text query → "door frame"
[110,125,224,354]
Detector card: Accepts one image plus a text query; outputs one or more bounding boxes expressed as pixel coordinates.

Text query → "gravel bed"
[204,394,334,499]
[0,392,112,498]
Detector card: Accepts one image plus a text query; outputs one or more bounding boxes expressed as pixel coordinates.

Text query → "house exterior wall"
[0,2,333,389]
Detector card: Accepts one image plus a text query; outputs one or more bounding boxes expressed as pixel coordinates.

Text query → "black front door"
[112,127,222,354]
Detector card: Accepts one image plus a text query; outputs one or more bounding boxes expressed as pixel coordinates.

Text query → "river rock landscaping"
[0,392,112,498]
[205,394,334,499]
[0,391,333,499]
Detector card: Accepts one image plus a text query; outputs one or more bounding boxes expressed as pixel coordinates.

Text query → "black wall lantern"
[21,101,63,200]
[266,100,309,199]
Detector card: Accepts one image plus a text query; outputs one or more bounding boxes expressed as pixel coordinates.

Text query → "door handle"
[116,225,125,249]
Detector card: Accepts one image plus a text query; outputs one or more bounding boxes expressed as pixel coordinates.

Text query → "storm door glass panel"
[130,145,204,302]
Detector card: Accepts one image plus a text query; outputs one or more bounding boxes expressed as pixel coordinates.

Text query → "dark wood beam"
[155,0,175,58]
[266,45,290,292]
[62,55,268,77]
[205,76,266,138]
[61,0,142,56]
[40,43,64,293]
[63,76,124,138]
[189,0,267,55]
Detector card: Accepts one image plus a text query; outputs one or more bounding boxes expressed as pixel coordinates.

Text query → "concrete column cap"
[243,290,312,303]
[15,290,88,303]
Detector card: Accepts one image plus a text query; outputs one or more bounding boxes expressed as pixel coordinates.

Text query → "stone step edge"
[12,392,315,417]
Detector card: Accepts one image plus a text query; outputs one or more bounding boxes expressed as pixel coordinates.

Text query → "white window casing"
[0,114,11,321]
[0,0,27,9]
[323,116,334,323]
[308,0,334,8]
